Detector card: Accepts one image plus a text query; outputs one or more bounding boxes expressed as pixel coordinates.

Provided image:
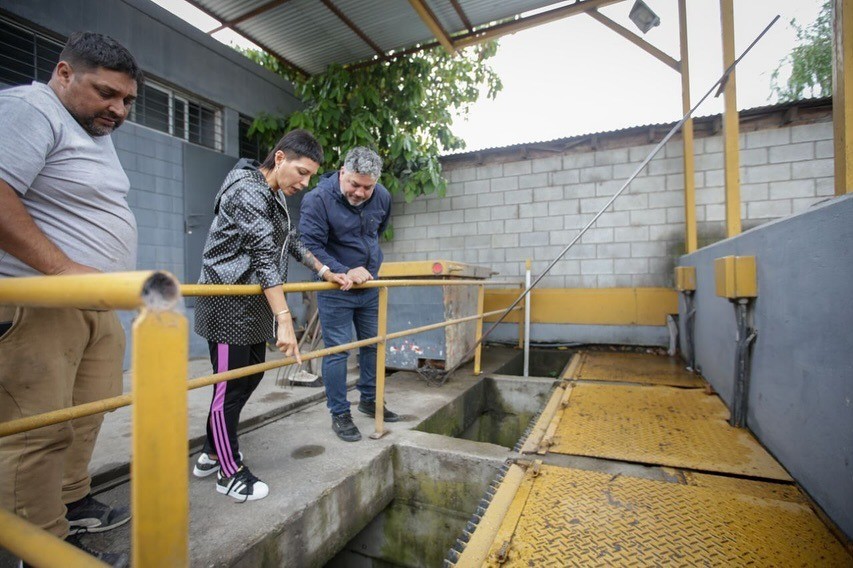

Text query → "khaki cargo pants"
[0,305,124,538]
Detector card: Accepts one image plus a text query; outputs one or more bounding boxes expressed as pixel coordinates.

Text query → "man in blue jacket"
[299,147,399,441]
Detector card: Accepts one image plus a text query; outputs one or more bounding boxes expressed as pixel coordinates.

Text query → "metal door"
[182,144,236,298]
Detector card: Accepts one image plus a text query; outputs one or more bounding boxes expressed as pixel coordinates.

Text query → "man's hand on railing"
[346,267,373,285]
[323,269,353,291]
[276,318,302,363]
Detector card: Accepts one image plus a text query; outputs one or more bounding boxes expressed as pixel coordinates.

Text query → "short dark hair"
[261,129,324,169]
[60,31,143,86]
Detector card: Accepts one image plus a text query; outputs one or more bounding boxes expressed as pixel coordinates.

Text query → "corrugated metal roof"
[187,0,573,74]
[458,0,557,27]
[202,0,270,22]
[337,0,434,56]
[429,0,467,33]
[441,97,833,159]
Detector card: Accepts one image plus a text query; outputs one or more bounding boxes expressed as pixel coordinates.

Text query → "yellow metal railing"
[0,271,519,567]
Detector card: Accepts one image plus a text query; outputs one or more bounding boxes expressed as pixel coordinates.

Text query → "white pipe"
[523,262,531,378]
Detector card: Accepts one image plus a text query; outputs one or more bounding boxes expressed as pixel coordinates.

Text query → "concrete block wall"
[114,123,186,281]
[381,122,834,288]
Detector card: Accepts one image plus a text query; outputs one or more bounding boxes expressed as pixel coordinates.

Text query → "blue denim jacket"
[298,171,391,278]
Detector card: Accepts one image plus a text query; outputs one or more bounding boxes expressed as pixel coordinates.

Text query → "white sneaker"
[216,466,269,501]
[192,451,243,478]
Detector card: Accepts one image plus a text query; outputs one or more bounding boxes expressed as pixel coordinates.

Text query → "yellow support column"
[679,0,697,253]
[474,284,485,375]
[720,0,742,237]
[371,287,389,439]
[834,0,853,195]
[132,308,188,567]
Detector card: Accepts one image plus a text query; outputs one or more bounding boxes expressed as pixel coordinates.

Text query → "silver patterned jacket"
[194,159,314,345]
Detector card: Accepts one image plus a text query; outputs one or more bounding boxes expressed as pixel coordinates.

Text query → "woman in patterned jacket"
[192,129,351,501]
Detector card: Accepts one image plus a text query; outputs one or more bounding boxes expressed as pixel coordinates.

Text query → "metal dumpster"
[380,260,493,371]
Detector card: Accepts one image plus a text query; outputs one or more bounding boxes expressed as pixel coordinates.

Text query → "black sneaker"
[216,466,269,502]
[193,451,244,478]
[357,399,400,422]
[66,494,130,535]
[332,412,362,442]
[25,534,129,568]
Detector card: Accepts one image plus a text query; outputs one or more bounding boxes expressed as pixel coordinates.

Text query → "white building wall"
[381,121,834,287]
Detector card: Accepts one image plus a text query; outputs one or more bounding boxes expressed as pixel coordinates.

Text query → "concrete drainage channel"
[325,354,567,568]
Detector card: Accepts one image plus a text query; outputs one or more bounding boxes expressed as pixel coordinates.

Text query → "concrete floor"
[2,345,530,567]
[90,349,357,486]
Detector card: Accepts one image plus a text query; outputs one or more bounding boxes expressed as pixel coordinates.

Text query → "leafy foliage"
[241,44,502,204]
[771,1,832,102]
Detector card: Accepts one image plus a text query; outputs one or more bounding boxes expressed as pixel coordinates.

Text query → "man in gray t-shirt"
[0,32,142,565]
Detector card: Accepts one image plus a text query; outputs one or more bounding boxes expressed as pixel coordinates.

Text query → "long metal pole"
[439,16,780,382]
[523,260,531,378]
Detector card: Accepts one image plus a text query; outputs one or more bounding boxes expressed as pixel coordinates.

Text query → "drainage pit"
[494,348,574,378]
[415,377,553,449]
[327,446,504,568]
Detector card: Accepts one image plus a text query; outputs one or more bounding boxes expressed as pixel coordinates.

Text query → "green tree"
[241,44,502,213]
[771,1,832,102]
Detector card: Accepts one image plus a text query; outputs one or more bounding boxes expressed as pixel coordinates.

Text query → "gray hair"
[343,147,382,179]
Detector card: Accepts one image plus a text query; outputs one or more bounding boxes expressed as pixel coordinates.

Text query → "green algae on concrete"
[329,446,502,567]
[415,378,551,449]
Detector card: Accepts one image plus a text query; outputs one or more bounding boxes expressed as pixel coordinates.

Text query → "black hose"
[730,299,757,428]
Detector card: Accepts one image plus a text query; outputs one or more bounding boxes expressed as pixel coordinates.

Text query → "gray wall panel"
[1,0,299,116]
[679,194,853,539]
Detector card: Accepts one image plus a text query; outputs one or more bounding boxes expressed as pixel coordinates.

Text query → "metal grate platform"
[572,351,704,388]
[550,383,792,480]
[482,465,851,567]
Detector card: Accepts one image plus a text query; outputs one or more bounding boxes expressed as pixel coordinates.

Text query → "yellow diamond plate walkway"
[455,351,852,567]
[572,351,704,387]
[551,383,791,479]
[481,465,851,567]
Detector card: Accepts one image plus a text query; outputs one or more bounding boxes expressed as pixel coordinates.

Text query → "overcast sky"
[151,0,825,152]
[450,0,825,151]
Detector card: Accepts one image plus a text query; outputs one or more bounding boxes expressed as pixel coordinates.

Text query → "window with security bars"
[0,18,62,87]
[0,16,223,152]
[239,114,268,162]
[130,83,222,151]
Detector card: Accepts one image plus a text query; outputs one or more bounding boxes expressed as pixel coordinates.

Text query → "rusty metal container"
[379,260,493,371]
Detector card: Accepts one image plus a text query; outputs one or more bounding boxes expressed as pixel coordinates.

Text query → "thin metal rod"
[523,262,531,378]
[440,15,780,380]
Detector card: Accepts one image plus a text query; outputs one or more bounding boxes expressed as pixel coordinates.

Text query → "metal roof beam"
[321,0,386,57]
[453,0,626,49]
[207,0,291,35]
[449,0,474,33]
[587,9,680,72]
[408,0,456,54]
[182,0,309,77]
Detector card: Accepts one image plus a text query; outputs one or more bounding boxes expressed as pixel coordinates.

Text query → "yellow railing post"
[474,284,485,375]
[132,307,188,567]
[370,287,389,439]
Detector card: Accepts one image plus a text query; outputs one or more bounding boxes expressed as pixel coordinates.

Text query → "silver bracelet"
[317,265,330,278]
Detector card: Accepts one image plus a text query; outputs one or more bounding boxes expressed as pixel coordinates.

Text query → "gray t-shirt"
[0,82,137,277]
